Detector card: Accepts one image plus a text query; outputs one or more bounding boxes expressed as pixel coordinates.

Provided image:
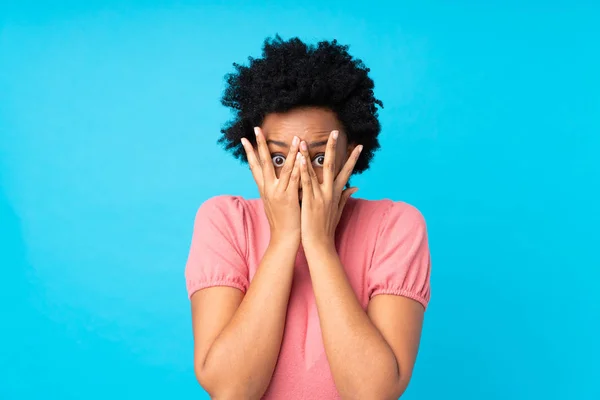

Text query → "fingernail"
[301,141,307,151]
[296,152,301,160]
[292,136,299,146]
[358,145,363,152]
[332,130,339,139]
[301,155,306,165]
[254,127,260,136]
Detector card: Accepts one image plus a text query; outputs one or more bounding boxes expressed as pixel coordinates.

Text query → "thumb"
[339,187,359,210]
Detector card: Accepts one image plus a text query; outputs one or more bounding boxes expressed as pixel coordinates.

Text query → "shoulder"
[194,195,266,230]
[196,195,262,214]
[351,198,426,230]
[197,195,243,213]
[194,195,260,225]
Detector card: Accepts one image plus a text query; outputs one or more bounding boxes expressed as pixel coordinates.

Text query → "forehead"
[261,107,342,141]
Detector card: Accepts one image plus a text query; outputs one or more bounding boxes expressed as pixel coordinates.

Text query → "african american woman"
[184,36,431,400]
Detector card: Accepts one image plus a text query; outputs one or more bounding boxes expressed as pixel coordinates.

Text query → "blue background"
[1,1,598,399]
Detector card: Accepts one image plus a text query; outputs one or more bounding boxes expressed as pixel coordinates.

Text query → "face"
[261,107,355,199]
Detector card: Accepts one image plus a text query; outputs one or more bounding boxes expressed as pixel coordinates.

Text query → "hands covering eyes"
[241,127,361,247]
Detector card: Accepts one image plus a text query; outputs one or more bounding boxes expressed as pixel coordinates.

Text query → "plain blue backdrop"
[1,1,598,399]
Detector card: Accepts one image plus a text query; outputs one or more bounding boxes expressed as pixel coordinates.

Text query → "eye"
[312,154,325,167]
[271,154,286,167]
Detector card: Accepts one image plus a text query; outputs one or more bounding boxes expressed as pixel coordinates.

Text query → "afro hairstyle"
[218,35,383,175]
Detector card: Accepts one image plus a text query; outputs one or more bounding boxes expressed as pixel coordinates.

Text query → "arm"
[304,243,424,400]
[190,127,303,399]
[296,131,430,399]
[192,236,299,399]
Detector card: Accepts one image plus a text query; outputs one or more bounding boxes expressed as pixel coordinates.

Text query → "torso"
[239,197,393,399]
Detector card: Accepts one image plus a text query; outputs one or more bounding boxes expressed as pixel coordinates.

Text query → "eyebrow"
[266,139,329,149]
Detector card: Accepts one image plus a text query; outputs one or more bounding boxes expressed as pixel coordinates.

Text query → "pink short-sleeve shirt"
[185,195,431,399]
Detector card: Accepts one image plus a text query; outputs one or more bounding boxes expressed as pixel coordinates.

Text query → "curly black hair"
[218,35,383,175]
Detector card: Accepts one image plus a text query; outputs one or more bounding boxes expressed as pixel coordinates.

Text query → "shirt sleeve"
[367,201,431,309]
[184,195,249,299]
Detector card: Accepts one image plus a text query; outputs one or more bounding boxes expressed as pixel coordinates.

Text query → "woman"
[185,36,431,399]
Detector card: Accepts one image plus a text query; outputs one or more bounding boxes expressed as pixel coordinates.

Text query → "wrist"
[303,239,339,271]
[302,236,336,255]
[270,231,301,250]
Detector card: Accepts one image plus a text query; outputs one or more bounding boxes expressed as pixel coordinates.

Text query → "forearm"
[201,236,298,399]
[305,242,401,400]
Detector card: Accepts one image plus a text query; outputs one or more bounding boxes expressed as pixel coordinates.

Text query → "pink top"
[185,195,431,399]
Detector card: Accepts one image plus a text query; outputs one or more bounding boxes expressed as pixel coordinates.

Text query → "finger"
[336,187,358,223]
[254,127,276,183]
[334,145,363,194]
[277,136,300,190]
[299,154,314,199]
[287,154,301,193]
[339,187,359,211]
[323,130,338,187]
[241,137,264,188]
[299,140,320,190]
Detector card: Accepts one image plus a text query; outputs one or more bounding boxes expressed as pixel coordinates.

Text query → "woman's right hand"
[241,127,302,244]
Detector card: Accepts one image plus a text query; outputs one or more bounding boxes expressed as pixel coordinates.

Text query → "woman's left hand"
[298,130,362,248]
